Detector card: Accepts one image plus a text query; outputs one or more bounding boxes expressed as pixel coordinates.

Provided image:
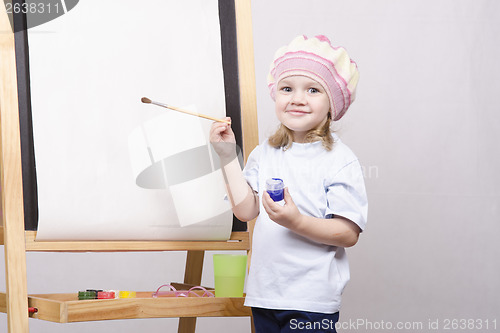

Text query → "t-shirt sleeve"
[325,160,368,231]
[242,145,261,193]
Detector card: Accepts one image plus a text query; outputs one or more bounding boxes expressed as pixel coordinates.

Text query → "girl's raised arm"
[210,120,259,221]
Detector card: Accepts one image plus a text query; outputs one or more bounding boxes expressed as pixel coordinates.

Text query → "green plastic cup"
[213,254,247,297]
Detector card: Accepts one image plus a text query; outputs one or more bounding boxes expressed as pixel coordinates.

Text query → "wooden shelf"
[0,228,250,252]
[0,292,250,323]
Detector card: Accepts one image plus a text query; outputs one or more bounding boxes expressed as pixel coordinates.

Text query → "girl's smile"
[286,109,311,116]
[275,75,331,142]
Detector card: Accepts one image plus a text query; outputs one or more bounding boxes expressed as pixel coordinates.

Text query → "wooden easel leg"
[183,250,205,286]
[3,225,29,333]
[251,315,256,333]
[177,250,205,333]
[178,317,197,333]
[1,3,30,331]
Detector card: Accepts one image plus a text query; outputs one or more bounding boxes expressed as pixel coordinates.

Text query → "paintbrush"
[141,97,231,125]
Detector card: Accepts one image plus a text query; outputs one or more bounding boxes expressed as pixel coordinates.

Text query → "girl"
[210,35,367,333]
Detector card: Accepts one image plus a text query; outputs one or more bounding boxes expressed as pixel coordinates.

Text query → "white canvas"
[29,0,233,240]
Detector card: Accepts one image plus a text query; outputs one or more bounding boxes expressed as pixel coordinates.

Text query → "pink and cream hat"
[268,35,359,121]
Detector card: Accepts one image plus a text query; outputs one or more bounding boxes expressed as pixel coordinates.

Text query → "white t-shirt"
[242,134,368,313]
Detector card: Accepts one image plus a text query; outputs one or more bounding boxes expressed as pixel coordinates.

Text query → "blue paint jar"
[266,178,284,202]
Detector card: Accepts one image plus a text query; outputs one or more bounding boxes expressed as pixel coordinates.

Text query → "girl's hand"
[209,117,236,160]
[262,188,303,230]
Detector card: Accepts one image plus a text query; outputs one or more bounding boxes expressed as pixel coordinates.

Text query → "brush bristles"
[141,97,152,103]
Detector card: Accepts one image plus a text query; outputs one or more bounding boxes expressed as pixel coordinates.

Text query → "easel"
[0,0,258,332]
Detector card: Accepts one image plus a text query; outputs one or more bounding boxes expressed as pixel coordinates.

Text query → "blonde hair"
[268,113,335,151]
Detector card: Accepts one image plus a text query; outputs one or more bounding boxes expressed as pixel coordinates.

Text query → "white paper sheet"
[30,0,233,240]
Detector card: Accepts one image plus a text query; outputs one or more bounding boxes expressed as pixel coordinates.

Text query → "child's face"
[275,75,330,142]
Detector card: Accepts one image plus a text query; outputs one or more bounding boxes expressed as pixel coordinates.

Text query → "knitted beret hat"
[267,35,359,121]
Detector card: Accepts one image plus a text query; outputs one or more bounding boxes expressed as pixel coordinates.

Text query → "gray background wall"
[253,1,500,331]
[2,0,499,332]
